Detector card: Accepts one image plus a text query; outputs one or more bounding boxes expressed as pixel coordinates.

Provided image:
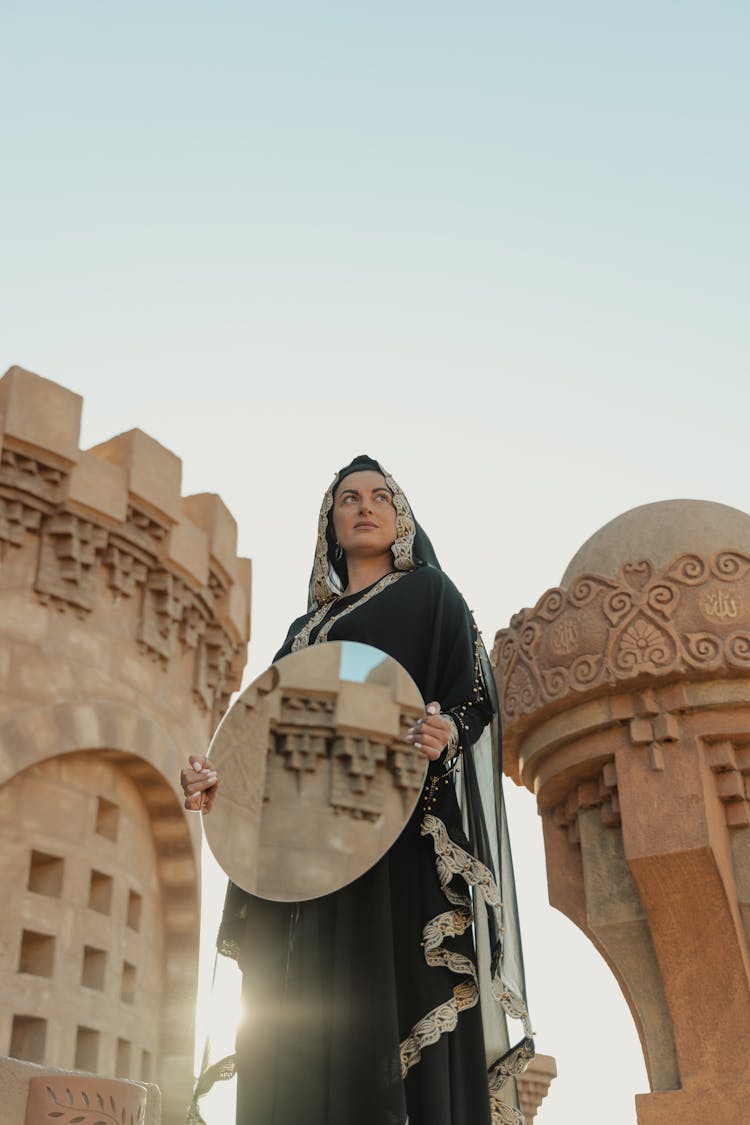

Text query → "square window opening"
[27,851,64,897]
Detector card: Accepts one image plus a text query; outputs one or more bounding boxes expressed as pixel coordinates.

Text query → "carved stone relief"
[495,551,750,736]
[35,513,107,613]
[552,761,620,846]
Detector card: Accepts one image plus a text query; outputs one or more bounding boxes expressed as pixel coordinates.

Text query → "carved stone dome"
[562,499,750,586]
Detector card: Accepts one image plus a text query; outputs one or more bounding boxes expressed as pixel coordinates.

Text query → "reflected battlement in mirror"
[204,642,427,901]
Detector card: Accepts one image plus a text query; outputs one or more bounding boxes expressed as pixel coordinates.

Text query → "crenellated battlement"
[0,365,250,719]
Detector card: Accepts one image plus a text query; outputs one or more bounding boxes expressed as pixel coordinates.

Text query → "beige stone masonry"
[0,366,252,1125]
[88,429,182,527]
[65,450,129,526]
[0,367,82,469]
[181,492,238,587]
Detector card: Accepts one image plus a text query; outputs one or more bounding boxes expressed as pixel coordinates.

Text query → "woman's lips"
[354,521,378,529]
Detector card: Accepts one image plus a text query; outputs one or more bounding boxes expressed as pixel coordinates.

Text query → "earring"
[335,543,343,561]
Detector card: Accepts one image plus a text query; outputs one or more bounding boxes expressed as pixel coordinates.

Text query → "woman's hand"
[180,755,220,814]
[405,702,452,761]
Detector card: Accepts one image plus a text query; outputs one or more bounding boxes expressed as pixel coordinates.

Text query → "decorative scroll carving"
[552,761,620,846]
[35,513,107,612]
[495,550,750,734]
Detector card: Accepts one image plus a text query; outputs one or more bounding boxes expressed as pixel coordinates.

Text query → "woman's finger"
[184,774,218,796]
[412,741,442,761]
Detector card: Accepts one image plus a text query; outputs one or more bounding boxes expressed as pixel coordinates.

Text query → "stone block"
[88,429,182,526]
[181,493,237,585]
[0,594,49,645]
[0,368,82,469]
[0,1057,160,1125]
[277,644,340,694]
[652,713,680,743]
[11,651,76,703]
[65,450,128,524]
[165,517,209,587]
[629,718,653,745]
[336,682,400,740]
[715,771,745,802]
[225,578,249,645]
[236,556,252,608]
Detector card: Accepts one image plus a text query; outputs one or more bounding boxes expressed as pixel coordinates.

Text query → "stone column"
[494,500,750,1125]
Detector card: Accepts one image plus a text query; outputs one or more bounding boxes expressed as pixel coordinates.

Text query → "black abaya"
[221,566,500,1125]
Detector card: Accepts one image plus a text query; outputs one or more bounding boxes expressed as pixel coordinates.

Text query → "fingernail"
[427,705,439,715]
[414,741,422,749]
[405,733,413,742]
[191,761,203,771]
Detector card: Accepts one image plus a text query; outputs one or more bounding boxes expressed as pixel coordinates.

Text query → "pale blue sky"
[3,3,749,1122]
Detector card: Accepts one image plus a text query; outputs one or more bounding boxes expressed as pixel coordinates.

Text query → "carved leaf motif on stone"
[39,1080,145,1125]
[614,616,675,671]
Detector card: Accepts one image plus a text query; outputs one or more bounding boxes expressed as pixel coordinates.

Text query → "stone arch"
[0,701,200,1122]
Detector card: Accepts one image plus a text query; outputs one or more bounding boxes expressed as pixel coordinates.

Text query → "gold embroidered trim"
[217,936,241,962]
[421,814,533,1033]
[488,1037,536,1088]
[490,1103,525,1125]
[399,977,479,1076]
[400,813,533,1118]
[380,466,417,573]
[187,1053,237,1124]
[310,476,338,608]
[308,461,416,612]
[292,571,405,651]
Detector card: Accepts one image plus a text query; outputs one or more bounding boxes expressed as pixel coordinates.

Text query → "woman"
[183,455,533,1125]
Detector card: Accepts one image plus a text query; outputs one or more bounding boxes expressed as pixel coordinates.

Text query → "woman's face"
[331,470,397,559]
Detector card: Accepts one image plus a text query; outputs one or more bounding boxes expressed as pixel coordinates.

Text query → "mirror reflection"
[204,641,426,901]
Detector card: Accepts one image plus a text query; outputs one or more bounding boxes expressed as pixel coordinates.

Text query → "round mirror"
[203,641,428,901]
